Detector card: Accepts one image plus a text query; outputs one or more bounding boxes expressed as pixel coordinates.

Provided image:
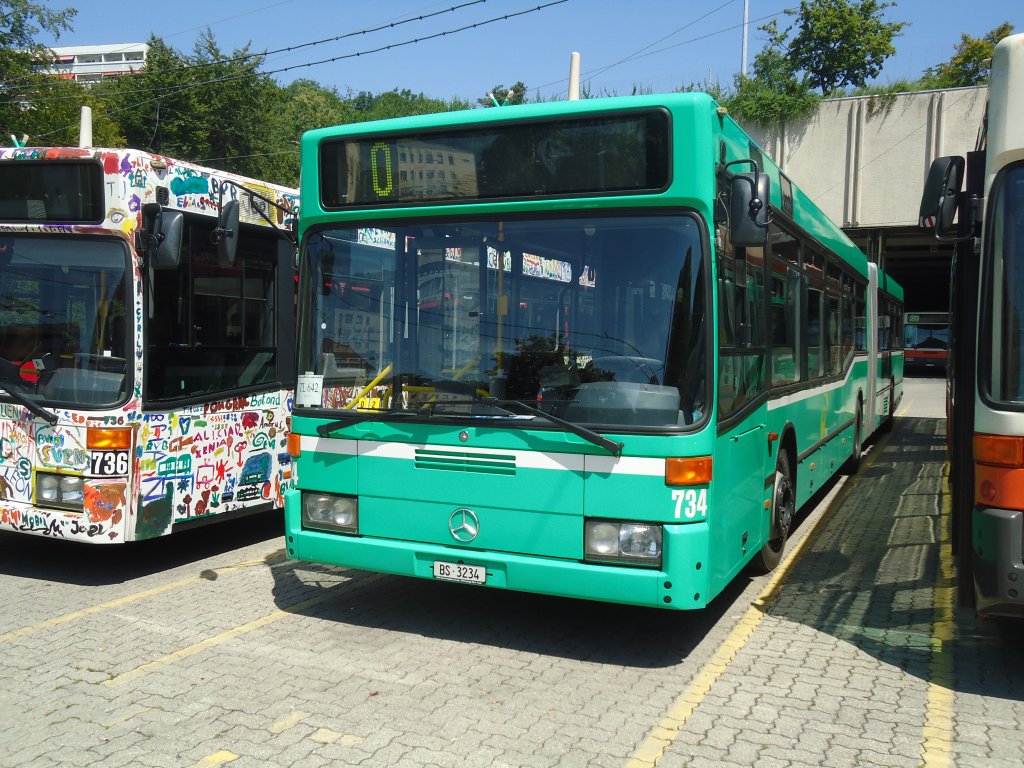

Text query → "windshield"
[297,214,707,429]
[905,322,949,350]
[0,235,130,409]
[987,163,1024,404]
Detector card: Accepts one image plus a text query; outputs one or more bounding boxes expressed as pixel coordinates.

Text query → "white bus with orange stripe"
[921,32,1024,616]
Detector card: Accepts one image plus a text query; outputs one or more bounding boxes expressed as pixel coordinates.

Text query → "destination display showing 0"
[319,110,670,207]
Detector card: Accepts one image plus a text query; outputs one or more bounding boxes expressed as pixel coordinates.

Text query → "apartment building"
[43,43,149,83]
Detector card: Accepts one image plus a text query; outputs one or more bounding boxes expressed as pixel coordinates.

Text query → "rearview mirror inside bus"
[729,171,770,247]
[215,199,241,264]
[919,155,964,236]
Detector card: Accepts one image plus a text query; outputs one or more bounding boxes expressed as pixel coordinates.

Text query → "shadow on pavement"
[268,542,753,669]
[0,509,284,586]
[765,415,1024,703]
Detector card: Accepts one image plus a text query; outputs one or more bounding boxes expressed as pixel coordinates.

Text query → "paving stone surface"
[2,375,1022,767]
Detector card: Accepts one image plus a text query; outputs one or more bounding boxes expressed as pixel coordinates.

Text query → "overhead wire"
[533,6,791,94]
[24,1,568,142]
[2,0,491,100]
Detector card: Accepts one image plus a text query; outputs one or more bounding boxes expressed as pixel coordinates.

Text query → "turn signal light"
[87,427,132,450]
[665,456,712,486]
[288,431,302,458]
[974,434,1024,468]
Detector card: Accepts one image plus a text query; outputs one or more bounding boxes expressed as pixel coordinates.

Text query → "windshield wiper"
[316,408,417,436]
[0,374,59,427]
[480,398,623,457]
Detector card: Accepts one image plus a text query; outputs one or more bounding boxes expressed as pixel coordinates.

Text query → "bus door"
[142,214,294,537]
[715,243,768,579]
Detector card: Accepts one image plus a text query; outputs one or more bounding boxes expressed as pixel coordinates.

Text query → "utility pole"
[741,0,750,75]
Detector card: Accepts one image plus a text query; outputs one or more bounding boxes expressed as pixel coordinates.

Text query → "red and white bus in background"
[902,311,950,372]
[0,147,297,542]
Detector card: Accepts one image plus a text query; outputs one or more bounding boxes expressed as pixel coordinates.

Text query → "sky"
[38,0,1021,102]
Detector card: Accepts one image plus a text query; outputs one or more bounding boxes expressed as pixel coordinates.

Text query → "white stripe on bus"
[299,435,666,476]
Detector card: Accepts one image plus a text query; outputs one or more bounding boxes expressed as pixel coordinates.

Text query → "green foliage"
[15,74,123,146]
[357,88,472,120]
[101,32,285,180]
[922,22,1014,88]
[0,0,76,141]
[723,20,820,126]
[785,0,907,95]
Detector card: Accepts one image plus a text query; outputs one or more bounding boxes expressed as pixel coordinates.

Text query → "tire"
[749,451,795,574]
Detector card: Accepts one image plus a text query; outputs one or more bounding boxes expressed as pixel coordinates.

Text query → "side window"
[804,249,825,379]
[826,261,843,375]
[146,217,281,403]
[854,281,867,352]
[717,238,766,420]
[878,299,891,351]
[769,226,800,386]
[841,272,855,366]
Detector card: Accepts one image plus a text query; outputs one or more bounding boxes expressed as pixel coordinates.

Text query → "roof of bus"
[301,93,893,288]
[0,146,297,229]
[0,146,297,196]
[986,32,1024,178]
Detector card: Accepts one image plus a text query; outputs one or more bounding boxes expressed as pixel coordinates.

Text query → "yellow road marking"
[101,706,154,729]
[310,728,365,746]
[103,586,346,686]
[627,429,895,768]
[921,482,956,767]
[0,550,285,646]
[190,751,238,767]
[269,710,310,734]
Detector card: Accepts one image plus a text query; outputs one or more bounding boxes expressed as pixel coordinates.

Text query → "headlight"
[36,472,85,511]
[585,520,662,568]
[60,476,84,504]
[302,493,358,534]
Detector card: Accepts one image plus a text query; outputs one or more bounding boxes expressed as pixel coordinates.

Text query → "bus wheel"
[750,451,795,574]
[844,400,863,475]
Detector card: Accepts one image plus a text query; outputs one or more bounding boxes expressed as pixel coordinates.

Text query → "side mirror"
[730,171,770,247]
[142,204,184,269]
[214,199,240,264]
[153,210,184,269]
[919,156,964,235]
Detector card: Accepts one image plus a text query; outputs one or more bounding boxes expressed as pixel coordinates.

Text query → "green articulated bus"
[285,93,904,610]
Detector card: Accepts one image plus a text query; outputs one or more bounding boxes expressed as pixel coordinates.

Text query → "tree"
[725,20,819,126]
[784,0,907,95]
[353,88,471,121]
[16,74,123,147]
[269,80,356,186]
[923,22,1014,88]
[0,0,76,142]
[103,32,288,181]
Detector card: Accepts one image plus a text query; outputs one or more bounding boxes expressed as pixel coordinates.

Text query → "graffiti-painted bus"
[0,147,297,542]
